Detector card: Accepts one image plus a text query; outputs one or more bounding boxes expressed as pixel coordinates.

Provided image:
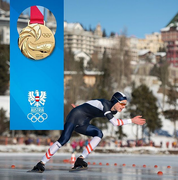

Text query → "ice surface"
[0,153,177,180]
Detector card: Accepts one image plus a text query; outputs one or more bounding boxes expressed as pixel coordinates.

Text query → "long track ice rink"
[0,153,177,180]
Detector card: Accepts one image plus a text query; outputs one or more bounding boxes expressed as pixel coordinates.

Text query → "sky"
[4,0,178,38]
[64,0,178,38]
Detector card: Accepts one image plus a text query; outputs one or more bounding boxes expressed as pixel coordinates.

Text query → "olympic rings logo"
[42,33,52,38]
[27,113,48,123]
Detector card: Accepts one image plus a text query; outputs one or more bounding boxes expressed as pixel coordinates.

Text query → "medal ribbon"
[29,6,44,25]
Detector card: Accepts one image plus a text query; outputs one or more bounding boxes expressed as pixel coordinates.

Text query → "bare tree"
[110,29,132,92]
[64,49,88,120]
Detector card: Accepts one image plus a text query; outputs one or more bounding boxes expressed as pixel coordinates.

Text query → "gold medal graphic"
[18,6,55,60]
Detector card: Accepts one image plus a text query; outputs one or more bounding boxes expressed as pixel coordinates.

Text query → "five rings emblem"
[42,33,52,38]
[27,113,48,123]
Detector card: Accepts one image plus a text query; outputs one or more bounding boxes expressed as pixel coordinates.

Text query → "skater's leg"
[32,142,62,172]
[81,136,102,158]
[41,141,62,164]
[40,122,75,164]
[74,124,103,166]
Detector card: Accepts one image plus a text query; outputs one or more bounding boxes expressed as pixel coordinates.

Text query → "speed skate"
[27,169,43,173]
[69,166,88,172]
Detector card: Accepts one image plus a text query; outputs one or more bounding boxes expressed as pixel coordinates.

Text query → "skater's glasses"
[119,102,127,107]
[113,96,127,106]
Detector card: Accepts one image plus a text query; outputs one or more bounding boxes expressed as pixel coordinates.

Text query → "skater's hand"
[131,116,146,125]
[71,104,76,108]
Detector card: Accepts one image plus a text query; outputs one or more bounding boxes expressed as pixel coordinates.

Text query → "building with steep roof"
[161,12,178,67]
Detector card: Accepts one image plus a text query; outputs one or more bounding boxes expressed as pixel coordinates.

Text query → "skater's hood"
[110,92,127,106]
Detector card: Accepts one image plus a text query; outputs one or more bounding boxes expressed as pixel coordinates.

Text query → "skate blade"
[69,166,88,172]
[27,169,44,173]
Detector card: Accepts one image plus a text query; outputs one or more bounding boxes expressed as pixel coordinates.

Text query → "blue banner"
[10,0,64,130]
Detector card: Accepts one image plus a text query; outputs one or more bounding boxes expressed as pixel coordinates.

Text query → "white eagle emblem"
[28,90,47,107]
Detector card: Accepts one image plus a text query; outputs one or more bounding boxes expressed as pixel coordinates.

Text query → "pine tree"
[163,109,178,138]
[102,29,107,37]
[127,85,162,141]
[89,25,93,33]
[110,32,115,37]
[167,84,177,107]
[163,84,178,137]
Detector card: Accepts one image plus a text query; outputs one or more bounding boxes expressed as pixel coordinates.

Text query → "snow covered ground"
[0,143,177,155]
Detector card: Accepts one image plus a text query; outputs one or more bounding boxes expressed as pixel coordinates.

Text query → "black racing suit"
[58,99,117,145]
